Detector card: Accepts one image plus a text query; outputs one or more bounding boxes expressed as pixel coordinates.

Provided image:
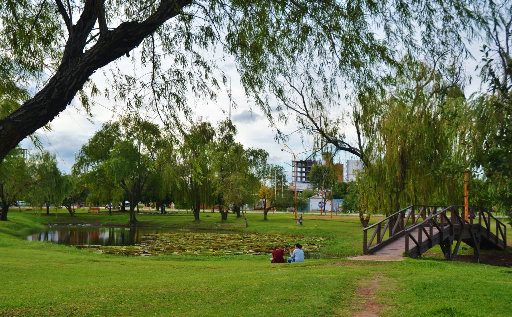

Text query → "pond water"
[27,225,180,246]
[27,225,326,257]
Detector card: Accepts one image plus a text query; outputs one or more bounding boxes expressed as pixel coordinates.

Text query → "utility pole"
[274,168,277,198]
[282,175,284,198]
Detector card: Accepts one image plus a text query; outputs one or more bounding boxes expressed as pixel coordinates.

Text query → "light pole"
[281,145,298,220]
[281,145,322,220]
[282,174,284,198]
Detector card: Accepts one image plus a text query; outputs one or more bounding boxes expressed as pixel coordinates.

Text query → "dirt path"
[352,277,384,317]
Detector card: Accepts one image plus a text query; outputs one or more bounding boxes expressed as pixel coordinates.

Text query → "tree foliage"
[75,114,163,224]
[174,120,215,222]
[27,151,69,215]
[352,58,468,225]
[0,0,484,165]
[466,1,512,222]
[309,163,337,214]
[0,148,30,220]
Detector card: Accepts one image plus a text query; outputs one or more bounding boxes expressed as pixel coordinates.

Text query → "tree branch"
[54,0,71,34]
[0,0,193,163]
[95,0,109,36]
[28,0,48,35]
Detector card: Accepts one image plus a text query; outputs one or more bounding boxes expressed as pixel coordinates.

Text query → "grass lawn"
[0,209,511,316]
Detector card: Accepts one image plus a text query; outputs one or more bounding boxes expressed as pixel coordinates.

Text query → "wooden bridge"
[363,205,507,261]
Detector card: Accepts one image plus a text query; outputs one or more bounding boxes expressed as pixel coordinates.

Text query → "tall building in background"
[292,159,314,191]
[346,160,363,181]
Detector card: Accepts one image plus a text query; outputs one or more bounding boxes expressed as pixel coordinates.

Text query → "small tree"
[61,174,89,217]
[309,164,337,214]
[258,186,275,220]
[28,151,69,215]
[0,148,30,221]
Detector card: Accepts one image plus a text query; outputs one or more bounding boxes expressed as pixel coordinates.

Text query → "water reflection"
[27,227,173,246]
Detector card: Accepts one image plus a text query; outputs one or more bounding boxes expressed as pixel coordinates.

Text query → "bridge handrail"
[363,205,443,254]
[404,206,451,233]
[404,205,507,256]
[363,205,414,231]
[479,206,507,247]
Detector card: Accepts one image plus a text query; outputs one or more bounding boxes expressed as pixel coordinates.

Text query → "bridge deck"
[372,226,441,256]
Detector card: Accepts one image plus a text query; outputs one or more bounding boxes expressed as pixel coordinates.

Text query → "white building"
[346,160,363,182]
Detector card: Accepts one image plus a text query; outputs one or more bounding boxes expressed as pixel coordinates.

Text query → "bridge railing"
[404,206,507,257]
[404,206,454,256]
[478,206,507,247]
[363,205,444,254]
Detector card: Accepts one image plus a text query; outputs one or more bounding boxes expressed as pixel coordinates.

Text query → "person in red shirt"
[271,246,285,263]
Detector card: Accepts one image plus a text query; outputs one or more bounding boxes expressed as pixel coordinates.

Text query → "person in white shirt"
[288,243,305,263]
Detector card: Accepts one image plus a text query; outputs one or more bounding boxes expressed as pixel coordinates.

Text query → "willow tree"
[75,114,163,224]
[210,120,265,220]
[175,121,215,222]
[0,149,30,221]
[27,151,69,216]
[353,58,468,225]
[0,0,484,166]
[466,0,512,221]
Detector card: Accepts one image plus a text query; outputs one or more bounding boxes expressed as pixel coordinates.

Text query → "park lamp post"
[281,144,321,220]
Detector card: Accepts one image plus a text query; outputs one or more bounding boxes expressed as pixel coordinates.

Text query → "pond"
[27,225,179,246]
[27,225,327,257]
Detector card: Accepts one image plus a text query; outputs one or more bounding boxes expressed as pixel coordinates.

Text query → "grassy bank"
[0,210,510,316]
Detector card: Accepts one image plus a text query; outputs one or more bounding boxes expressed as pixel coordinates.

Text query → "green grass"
[0,210,511,316]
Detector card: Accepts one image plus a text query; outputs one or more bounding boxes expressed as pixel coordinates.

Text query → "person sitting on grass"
[270,246,285,263]
[288,243,304,263]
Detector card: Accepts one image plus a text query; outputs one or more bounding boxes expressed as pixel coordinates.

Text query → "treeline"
[0,117,298,224]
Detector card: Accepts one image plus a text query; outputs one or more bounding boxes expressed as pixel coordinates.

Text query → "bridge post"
[504,226,507,247]
[363,229,368,255]
[377,223,381,244]
[496,219,499,244]
[418,224,422,255]
[429,218,433,248]
[405,232,409,254]
[478,207,482,227]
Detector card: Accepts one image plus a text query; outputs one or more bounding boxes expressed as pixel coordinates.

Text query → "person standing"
[288,243,304,263]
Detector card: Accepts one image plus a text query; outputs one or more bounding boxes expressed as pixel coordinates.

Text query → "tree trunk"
[46,204,50,216]
[0,191,9,221]
[129,204,137,225]
[219,208,228,221]
[0,204,8,221]
[359,211,370,227]
[108,205,112,215]
[193,195,200,222]
[263,206,273,220]
[65,205,75,217]
[121,200,126,212]
[234,205,241,218]
[242,209,249,228]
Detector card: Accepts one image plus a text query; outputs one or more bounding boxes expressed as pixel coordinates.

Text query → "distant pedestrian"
[297,214,303,225]
[270,246,285,263]
[288,243,304,263]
